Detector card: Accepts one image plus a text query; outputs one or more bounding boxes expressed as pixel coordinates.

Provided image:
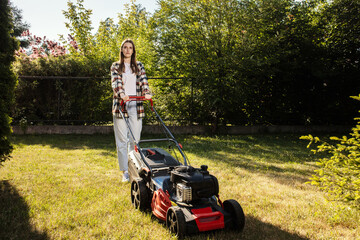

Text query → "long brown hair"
[118,39,139,75]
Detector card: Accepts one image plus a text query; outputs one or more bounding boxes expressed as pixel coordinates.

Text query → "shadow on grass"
[239,215,309,240]
[197,215,307,240]
[10,134,116,157]
[176,134,320,186]
[160,214,309,240]
[0,180,49,240]
[181,134,316,163]
[10,134,319,186]
[149,211,308,240]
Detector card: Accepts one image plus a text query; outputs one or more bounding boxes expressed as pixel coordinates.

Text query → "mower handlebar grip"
[120,96,153,107]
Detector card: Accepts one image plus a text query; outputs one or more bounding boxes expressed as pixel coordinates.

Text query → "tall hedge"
[0,0,18,163]
[13,55,113,125]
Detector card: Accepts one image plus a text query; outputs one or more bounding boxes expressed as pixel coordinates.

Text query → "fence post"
[190,78,194,125]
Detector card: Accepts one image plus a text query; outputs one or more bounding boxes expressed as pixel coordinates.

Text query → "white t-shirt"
[123,63,137,96]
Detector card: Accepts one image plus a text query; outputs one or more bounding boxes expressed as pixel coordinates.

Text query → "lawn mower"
[120,96,245,238]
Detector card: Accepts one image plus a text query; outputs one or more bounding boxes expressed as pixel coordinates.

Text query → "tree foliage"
[150,0,334,126]
[0,0,19,162]
[317,0,360,124]
[151,0,248,126]
[10,2,30,48]
[238,0,328,125]
[301,94,360,208]
[62,0,93,55]
[11,0,360,127]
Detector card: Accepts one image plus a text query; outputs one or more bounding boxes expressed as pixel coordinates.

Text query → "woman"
[111,39,151,182]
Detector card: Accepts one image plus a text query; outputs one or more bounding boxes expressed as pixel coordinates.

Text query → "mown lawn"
[1,134,359,240]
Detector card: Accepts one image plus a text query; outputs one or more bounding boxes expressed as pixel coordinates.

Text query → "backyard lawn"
[1,134,359,239]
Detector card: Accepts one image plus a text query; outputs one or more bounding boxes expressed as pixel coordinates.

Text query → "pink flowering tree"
[15,30,79,59]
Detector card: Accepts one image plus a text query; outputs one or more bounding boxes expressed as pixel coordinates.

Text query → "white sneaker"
[122,171,130,182]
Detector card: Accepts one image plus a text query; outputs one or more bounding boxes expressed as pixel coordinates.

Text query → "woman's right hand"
[121,94,129,102]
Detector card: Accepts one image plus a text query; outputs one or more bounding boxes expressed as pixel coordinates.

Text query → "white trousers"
[113,101,142,171]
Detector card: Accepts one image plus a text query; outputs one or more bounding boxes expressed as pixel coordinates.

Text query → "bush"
[0,0,19,163]
[13,54,113,125]
[301,94,360,208]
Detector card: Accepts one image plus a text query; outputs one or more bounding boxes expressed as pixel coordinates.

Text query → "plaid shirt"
[111,61,150,118]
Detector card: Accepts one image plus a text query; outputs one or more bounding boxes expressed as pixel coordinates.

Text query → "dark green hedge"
[13,55,114,125]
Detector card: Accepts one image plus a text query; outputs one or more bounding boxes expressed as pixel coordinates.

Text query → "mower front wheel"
[131,179,149,211]
[166,206,186,239]
[223,199,245,232]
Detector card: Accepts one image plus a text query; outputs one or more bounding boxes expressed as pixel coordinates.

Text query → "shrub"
[13,54,113,125]
[0,0,19,163]
[301,94,360,208]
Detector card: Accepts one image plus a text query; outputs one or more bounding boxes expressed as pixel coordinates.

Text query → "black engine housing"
[170,165,219,201]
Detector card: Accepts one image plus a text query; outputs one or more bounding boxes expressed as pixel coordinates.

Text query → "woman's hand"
[145,94,152,100]
[121,94,130,102]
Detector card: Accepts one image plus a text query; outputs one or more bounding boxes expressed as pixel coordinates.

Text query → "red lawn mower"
[120,97,245,238]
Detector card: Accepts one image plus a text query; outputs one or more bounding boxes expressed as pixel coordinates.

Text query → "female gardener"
[111,39,151,182]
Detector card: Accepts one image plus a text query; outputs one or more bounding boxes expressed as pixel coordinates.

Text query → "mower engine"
[170,165,219,203]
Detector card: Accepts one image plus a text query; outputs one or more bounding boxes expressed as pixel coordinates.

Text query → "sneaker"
[122,171,129,182]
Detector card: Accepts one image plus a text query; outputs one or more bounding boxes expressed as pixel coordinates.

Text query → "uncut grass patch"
[1,134,359,240]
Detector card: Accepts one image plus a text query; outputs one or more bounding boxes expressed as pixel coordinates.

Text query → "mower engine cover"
[170,165,219,202]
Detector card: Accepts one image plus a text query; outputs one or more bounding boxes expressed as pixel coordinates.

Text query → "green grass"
[1,134,359,240]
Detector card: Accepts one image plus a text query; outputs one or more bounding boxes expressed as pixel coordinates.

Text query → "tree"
[152,0,247,127]
[10,3,30,48]
[151,0,326,126]
[238,0,328,125]
[0,0,19,162]
[62,0,94,55]
[317,0,360,124]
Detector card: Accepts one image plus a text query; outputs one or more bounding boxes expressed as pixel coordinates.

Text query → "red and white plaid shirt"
[111,61,150,118]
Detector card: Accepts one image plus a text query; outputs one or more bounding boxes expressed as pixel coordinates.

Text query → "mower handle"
[120,96,153,107]
[120,95,189,166]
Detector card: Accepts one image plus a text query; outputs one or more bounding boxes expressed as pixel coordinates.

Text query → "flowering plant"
[15,30,78,59]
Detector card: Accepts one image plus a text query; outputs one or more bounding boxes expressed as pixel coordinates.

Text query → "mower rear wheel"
[223,199,245,232]
[166,206,186,239]
[131,179,149,211]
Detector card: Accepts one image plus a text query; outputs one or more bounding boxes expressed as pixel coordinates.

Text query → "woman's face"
[122,42,134,59]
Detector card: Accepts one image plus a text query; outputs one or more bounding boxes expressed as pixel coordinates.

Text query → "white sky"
[10,0,159,41]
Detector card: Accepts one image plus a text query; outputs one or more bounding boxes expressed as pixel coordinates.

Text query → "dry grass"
[0,134,359,240]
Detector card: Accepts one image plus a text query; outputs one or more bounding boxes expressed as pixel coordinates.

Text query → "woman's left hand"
[145,94,152,100]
